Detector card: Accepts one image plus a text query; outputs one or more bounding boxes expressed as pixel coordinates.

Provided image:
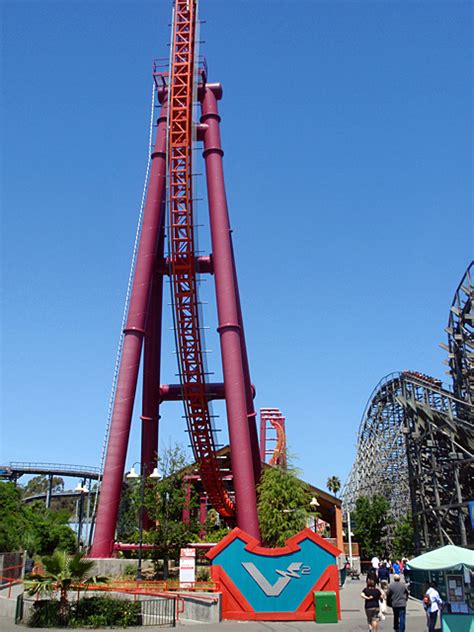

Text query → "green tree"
[257,466,313,547]
[24,502,76,555]
[200,508,231,543]
[392,513,415,558]
[0,482,75,555]
[117,445,199,578]
[143,445,199,578]
[26,551,106,625]
[351,495,390,559]
[116,482,137,542]
[21,475,64,499]
[0,482,28,551]
[326,476,341,497]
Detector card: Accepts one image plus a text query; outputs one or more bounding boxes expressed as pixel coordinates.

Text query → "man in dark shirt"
[361,578,383,631]
[378,563,390,583]
[386,574,409,632]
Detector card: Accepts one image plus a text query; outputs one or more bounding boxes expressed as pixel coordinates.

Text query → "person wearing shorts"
[361,578,383,631]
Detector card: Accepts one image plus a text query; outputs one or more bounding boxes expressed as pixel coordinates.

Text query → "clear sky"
[1,1,472,492]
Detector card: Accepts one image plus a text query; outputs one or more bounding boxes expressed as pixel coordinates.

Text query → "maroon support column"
[141,231,165,470]
[90,100,168,558]
[199,494,207,539]
[200,83,260,541]
[141,226,165,530]
[231,246,262,483]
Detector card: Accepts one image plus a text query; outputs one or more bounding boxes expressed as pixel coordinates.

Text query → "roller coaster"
[90,0,261,557]
[259,408,287,468]
[343,262,474,552]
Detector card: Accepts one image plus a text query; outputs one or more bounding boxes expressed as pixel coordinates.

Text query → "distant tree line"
[351,494,415,559]
[0,482,76,555]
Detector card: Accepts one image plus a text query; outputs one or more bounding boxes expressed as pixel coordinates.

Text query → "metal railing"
[5,461,101,477]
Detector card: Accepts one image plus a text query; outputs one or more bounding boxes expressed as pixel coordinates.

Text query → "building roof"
[183,444,341,523]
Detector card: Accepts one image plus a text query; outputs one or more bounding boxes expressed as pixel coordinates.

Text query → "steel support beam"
[90,100,168,558]
[159,382,255,402]
[200,83,260,541]
[158,255,213,275]
[141,225,165,530]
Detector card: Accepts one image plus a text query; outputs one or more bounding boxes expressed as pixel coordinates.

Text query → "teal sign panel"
[207,527,341,618]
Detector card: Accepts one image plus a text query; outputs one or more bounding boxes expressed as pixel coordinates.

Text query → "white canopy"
[407,545,474,571]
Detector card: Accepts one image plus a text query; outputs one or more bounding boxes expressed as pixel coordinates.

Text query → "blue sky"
[1,1,472,492]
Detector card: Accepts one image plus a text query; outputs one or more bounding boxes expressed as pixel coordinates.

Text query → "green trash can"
[314,591,338,623]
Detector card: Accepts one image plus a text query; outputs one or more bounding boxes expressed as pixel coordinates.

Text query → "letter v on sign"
[242,562,302,597]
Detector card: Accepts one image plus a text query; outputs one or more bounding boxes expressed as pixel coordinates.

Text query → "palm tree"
[26,551,106,624]
[326,476,341,497]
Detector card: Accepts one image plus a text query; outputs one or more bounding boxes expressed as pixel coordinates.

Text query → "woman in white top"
[425,581,443,632]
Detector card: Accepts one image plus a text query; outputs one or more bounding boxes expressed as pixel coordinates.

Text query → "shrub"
[74,596,141,627]
[27,596,142,628]
[123,563,137,578]
[28,599,61,628]
[196,567,210,581]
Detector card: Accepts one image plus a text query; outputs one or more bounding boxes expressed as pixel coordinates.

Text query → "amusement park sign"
[207,528,341,621]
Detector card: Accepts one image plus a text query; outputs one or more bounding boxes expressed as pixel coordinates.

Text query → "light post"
[283,497,319,513]
[309,497,320,531]
[74,482,89,552]
[310,497,320,509]
[347,510,354,569]
[126,464,161,580]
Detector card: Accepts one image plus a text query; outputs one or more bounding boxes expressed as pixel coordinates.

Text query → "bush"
[28,599,61,628]
[73,596,141,628]
[74,597,142,628]
[123,563,137,578]
[27,596,142,628]
[196,567,210,581]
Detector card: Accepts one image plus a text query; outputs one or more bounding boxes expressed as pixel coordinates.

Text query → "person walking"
[367,566,379,586]
[361,578,383,632]
[402,558,410,585]
[378,563,390,584]
[386,574,409,632]
[424,581,443,632]
[371,555,380,570]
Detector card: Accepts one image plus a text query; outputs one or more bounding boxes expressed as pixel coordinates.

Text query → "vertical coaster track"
[90,0,260,557]
[167,0,234,518]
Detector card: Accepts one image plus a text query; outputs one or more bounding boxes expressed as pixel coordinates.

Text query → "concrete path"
[0,578,437,631]
[179,578,433,631]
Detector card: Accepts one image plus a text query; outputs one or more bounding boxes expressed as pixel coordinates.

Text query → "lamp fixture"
[126,467,139,479]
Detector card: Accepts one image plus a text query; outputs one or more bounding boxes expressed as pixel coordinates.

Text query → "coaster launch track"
[167,0,233,518]
[90,0,261,557]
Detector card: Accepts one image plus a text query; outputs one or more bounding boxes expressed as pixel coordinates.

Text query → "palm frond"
[42,551,65,577]
[68,553,95,580]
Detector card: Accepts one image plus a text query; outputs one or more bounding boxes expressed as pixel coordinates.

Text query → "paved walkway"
[179,578,433,631]
[0,579,436,631]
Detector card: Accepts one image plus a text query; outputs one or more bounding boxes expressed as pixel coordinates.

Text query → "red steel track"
[167,0,234,518]
[260,408,287,468]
